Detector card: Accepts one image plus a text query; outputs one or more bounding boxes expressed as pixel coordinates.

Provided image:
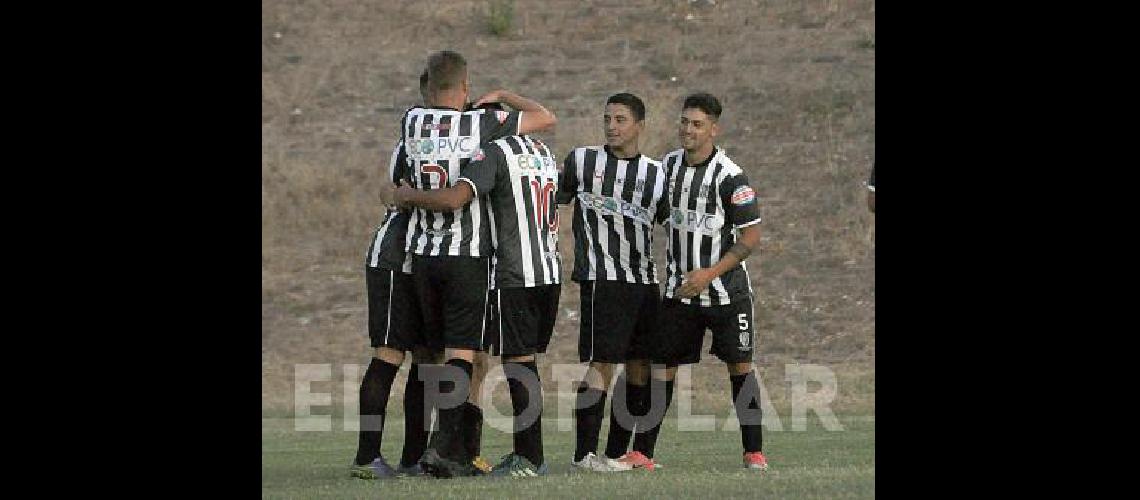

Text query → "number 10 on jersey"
[529,179,558,232]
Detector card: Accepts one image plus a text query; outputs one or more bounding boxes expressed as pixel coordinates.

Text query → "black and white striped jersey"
[461,135,562,289]
[401,106,521,258]
[365,139,414,273]
[662,147,762,306]
[555,146,670,284]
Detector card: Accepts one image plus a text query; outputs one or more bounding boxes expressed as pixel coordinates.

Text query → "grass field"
[262,414,874,498]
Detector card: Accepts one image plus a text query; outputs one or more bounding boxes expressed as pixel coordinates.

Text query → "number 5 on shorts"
[738,313,751,349]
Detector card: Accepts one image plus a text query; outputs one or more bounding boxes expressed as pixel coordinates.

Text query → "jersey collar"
[604,145,641,162]
[682,147,719,168]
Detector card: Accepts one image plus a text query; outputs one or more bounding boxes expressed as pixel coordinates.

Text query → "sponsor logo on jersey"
[668,207,724,235]
[410,137,477,158]
[578,192,653,226]
[731,185,756,205]
[509,153,557,174]
[421,123,451,131]
[424,228,455,237]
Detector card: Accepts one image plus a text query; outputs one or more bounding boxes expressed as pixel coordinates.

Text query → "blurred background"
[262,0,874,418]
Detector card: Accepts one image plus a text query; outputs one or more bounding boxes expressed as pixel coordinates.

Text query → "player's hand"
[472,90,504,108]
[378,181,399,208]
[678,268,716,298]
[392,179,416,209]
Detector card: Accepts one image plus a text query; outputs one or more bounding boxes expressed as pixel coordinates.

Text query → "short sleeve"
[458,145,503,198]
[719,172,761,228]
[478,109,522,142]
[555,152,578,205]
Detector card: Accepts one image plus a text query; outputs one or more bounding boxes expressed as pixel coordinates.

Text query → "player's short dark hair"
[427,50,467,93]
[418,69,429,99]
[682,92,722,121]
[606,92,646,122]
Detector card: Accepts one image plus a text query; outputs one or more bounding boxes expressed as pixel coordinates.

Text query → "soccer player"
[867,161,875,212]
[395,132,562,477]
[393,50,556,478]
[557,93,671,472]
[631,93,770,471]
[350,70,441,480]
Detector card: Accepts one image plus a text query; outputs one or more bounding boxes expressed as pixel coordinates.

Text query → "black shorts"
[652,296,756,365]
[411,255,492,351]
[579,281,659,363]
[365,266,426,350]
[484,285,561,357]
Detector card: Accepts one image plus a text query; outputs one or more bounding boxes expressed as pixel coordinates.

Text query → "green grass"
[262,414,874,499]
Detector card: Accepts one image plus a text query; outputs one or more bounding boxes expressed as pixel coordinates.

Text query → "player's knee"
[651,364,679,381]
[410,346,441,364]
[625,359,650,385]
[472,351,488,371]
[586,361,614,389]
[374,347,405,365]
[727,362,754,376]
[445,347,476,363]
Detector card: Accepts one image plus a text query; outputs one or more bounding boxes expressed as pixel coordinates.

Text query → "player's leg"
[573,280,639,471]
[709,297,767,470]
[603,283,659,463]
[351,267,407,479]
[463,347,490,473]
[490,285,555,477]
[394,269,435,475]
[397,345,439,475]
[420,256,488,477]
[627,298,701,468]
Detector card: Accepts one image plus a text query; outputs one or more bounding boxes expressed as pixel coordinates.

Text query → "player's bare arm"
[473,89,557,134]
[677,223,761,298]
[392,179,475,212]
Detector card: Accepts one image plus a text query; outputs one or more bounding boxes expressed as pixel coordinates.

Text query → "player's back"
[401,105,521,258]
[472,135,562,288]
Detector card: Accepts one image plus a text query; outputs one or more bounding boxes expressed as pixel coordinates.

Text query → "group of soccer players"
[351,49,769,480]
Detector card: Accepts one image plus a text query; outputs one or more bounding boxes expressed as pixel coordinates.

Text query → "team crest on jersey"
[495,110,509,124]
[739,331,751,350]
[731,185,756,205]
[668,207,724,234]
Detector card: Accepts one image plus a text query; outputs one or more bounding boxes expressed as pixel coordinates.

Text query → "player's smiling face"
[679,107,718,153]
[604,103,642,151]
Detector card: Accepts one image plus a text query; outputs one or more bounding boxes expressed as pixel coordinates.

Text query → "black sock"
[573,385,607,462]
[604,378,645,459]
[462,401,484,458]
[505,361,544,466]
[632,378,674,459]
[354,358,400,466]
[399,364,428,467]
[429,359,473,460]
[731,372,764,453]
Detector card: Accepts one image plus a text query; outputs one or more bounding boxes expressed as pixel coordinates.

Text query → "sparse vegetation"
[485,0,514,37]
[262,0,875,420]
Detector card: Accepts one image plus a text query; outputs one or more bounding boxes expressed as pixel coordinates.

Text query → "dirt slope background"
[262,0,874,416]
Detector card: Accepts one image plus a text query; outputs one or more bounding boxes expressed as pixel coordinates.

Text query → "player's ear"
[711,119,720,139]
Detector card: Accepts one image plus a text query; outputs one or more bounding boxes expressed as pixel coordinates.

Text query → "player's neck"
[683,144,715,166]
[428,91,465,111]
[607,143,640,160]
